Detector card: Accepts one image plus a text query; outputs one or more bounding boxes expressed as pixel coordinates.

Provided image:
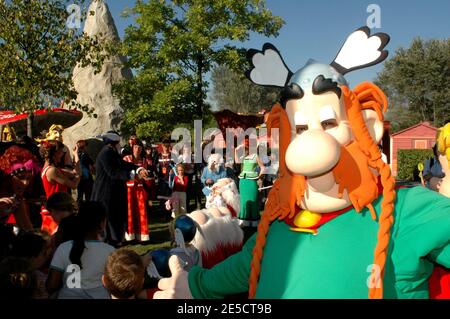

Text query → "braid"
[247,104,307,298]
[343,84,396,299]
[248,211,274,298]
[369,158,395,298]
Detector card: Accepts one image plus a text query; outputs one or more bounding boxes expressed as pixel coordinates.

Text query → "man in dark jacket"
[91,131,147,247]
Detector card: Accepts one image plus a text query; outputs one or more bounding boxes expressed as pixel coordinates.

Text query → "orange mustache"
[332,141,379,212]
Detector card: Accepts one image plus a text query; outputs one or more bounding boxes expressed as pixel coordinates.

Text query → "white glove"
[153,255,193,299]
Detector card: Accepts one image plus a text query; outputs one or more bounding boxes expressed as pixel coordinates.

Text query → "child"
[46,201,114,299]
[11,231,52,299]
[42,191,75,236]
[169,164,188,218]
[169,215,201,271]
[102,248,145,299]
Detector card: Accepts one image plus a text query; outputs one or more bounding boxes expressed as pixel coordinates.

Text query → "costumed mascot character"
[162,177,243,268]
[189,178,243,269]
[153,26,450,299]
[205,177,240,218]
[187,209,243,269]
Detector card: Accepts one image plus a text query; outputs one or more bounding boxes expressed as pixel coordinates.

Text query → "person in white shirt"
[46,201,115,299]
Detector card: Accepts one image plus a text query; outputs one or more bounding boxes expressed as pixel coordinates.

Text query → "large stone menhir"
[63,0,132,157]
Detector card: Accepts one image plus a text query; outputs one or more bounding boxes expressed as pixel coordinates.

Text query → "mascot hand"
[153,255,193,299]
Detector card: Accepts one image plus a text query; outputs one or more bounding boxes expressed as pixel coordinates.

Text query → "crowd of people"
[0,119,449,300]
[0,124,277,299]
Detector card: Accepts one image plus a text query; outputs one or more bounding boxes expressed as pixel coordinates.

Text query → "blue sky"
[106,0,450,93]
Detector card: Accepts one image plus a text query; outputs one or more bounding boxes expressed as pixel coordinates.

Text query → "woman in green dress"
[235,138,265,227]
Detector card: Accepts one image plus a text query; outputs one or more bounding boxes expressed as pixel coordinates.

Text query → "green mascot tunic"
[188,187,450,298]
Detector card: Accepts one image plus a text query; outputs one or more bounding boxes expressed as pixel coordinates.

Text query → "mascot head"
[246,26,395,299]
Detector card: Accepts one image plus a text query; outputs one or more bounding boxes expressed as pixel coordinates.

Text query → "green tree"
[376,38,450,132]
[210,65,280,114]
[114,0,284,142]
[0,0,108,137]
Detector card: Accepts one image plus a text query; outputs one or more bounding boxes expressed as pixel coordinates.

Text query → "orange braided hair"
[248,83,396,299]
[343,83,396,299]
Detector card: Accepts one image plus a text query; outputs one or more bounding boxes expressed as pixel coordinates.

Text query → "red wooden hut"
[390,122,438,176]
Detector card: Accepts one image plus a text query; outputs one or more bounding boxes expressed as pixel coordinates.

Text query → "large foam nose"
[285,130,340,176]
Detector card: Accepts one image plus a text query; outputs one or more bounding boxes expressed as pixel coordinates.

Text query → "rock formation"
[63,0,132,156]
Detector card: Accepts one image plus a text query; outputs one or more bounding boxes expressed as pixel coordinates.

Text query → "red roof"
[391,122,437,137]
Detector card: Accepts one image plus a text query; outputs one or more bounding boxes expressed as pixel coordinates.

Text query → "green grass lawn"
[128,203,173,255]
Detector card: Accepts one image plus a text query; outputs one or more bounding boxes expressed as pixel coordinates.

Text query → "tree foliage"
[0,0,108,136]
[210,65,280,114]
[114,0,284,142]
[376,38,450,132]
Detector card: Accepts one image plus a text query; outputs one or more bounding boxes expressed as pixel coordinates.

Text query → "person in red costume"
[39,141,80,235]
[0,145,41,232]
[124,139,150,243]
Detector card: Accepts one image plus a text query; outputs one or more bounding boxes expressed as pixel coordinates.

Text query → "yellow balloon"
[418,163,424,172]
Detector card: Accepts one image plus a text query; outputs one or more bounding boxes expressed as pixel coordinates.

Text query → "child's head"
[103,248,144,299]
[69,201,107,268]
[0,257,37,299]
[11,231,51,270]
[55,214,79,245]
[176,163,184,176]
[46,191,75,224]
[77,201,107,235]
